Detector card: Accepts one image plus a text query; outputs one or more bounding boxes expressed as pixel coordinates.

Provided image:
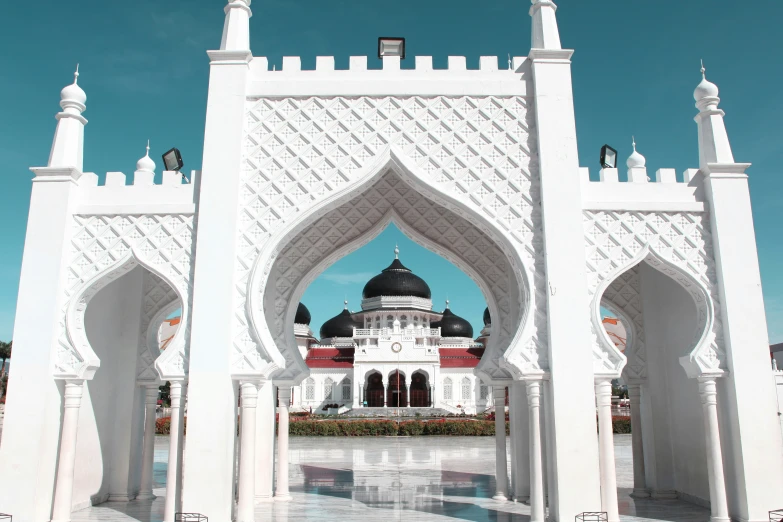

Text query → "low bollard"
[175,514,208,522]
[576,513,608,522]
[770,509,783,522]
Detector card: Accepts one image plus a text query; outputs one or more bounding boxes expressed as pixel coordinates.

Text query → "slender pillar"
[237,381,259,521]
[492,386,509,501]
[627,384,649,498]
[383,381,388,408]
[255,380,275,503]
[595,379,619,522]
[509,381,529,502]
[526,380,545,522]
[275,386,292,501]
[164,381,186,522]
[698,377,730,522]
[51,380,85,522]
[137,385,160,500]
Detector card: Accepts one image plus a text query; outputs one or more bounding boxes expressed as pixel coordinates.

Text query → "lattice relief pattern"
[261,171,525,381]
[601,265,647,380]
[584,211,726,375]
[56,215,195,380]
[234,95,548,376]
[136,271,180,383]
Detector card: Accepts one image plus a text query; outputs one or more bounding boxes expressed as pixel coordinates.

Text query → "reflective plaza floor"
[71,435,711,522]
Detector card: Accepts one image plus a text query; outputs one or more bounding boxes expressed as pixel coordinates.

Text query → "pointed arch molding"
[56,214,195,381]
[584,210,726,379]
[234,94,549,381]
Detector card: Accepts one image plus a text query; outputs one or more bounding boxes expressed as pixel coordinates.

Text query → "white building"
[290,248,494,414]
[1,1,782,522]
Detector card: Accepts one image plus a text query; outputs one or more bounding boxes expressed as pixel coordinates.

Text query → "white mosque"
[290,247,494,413]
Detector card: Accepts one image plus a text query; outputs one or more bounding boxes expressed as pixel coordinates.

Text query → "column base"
[107,493,136,502]
[513,495,530,503]
[274,494,292,502]
[651,489,677,500]
[492,493,507,501]
[135,492,157,501]
[630,488,650,499]
[255,494,274,504]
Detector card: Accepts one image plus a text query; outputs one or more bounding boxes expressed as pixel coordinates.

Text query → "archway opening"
[365,371,384,407]
[410,371,430,407]
[387,370,408,408]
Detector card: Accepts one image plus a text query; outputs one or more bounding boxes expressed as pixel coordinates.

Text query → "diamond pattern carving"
[258,170,525,380]
[136,271,181,383]
[57,214,195,380]
[235,95,548,379]
[600,266,647,380]
[584,211,725,375]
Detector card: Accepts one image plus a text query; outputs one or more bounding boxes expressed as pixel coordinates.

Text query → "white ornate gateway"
[1,2,782,522]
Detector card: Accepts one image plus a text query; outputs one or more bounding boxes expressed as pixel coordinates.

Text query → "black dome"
[362,257,431,299]
[483,307,491,326]
[432,307,474,338]
[295,303,311,325]
[320,308,361,339]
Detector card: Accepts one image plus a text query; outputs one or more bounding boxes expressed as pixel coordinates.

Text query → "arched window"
[387,315,394,328]
[480,382,489,401]
[443,377,453,401]
[305,378,315,401]
[461,377,471,401]
[324,377,334,400]
[342,378,352,400]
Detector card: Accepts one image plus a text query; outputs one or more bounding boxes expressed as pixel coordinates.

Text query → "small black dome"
[320,308,361,339]
[483,307,491,326]
[432,306,474,338]
[295,303,311,325]
[362,257,431,299]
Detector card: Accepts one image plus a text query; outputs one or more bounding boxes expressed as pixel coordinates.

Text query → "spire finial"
[632,136,637,152]
[146,139,150,156]
[74,64,80,85]
[700,59,706,80]
[507,53,512,71]
[445,298,450,309]
[394,244,399,259]
[343,299,348,310]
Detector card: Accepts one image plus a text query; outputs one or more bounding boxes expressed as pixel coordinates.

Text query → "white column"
[237,381,259,522]
[51,380,84,522]
[405,375,412,407]
[164,381,186,522]
[275,386,292,501]
[595,379,619,522]
[137,385,160,500]
[255,380,275,502]
[698,377,730,522]
[627,384,649,498]
[509,381,529,502]
[382,380,388,408]
[525,380,545,522]
[492,386,509,501]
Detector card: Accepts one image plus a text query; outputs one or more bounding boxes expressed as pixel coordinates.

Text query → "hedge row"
[155,416,632,435]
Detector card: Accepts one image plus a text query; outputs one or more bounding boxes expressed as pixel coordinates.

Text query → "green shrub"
[612,416,631,434]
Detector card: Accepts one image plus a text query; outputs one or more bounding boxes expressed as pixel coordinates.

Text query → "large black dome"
[483,307,491,326]
[320,307,361,339]
[295,303,311,325]
[362,257,431,299]
[432,306,474,338]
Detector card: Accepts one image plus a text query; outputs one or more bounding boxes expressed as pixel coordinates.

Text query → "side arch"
[245,150,534,383]
[64,249,190,381]
[590,244,717,379]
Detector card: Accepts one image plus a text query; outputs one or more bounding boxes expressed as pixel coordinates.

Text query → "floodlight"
[600,145,617,169]
[162,147,184,172]
[378,37,406,59]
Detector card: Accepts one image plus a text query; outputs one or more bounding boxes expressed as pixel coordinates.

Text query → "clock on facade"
[391,342,402,353]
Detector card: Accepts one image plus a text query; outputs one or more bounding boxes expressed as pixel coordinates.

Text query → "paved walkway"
[70,435,710,522]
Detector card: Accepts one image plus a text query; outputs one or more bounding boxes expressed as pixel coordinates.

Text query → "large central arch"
[249,153,533,382]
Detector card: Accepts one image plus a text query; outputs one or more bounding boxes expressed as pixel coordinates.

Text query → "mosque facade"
[291,248,494,414]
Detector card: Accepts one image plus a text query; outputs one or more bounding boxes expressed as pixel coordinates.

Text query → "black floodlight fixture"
[378,37,406,59]
[163,147,184,171]
[600,144,617,169]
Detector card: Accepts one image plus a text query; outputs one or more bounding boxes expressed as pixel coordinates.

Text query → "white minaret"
[48,65,87,171]
[530,0,561,50]
[220,0,252,51]
[134,141,156,185]
[690,63,783,520]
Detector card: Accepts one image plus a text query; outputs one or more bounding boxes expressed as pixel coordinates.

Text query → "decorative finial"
[136,140,156,173]
[445,298,450,309]
[632,136,637,152]
[394,244,399,259]
[74,64,80,84]
[343,299,348,310]
[507,54,512,71]
[700,59,706,79]
[146,139,150,156]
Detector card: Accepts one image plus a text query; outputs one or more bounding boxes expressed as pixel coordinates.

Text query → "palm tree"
[0,341,10,378]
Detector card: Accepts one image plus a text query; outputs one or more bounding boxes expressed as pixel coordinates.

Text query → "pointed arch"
[245,148,534,383]
[591,244,716,379]
[64,249,189,381]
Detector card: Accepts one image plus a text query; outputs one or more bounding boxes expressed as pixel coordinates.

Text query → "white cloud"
[321,272,376,285]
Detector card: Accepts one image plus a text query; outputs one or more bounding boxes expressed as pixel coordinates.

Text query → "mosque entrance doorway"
[409,371,430,407]
[387,370,408,408]
[366,372,385,407]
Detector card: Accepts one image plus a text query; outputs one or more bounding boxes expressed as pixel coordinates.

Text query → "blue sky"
[0,1,781,342]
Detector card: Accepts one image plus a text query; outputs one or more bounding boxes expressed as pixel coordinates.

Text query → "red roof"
[305,348,355,368]
[439,347,484,368]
